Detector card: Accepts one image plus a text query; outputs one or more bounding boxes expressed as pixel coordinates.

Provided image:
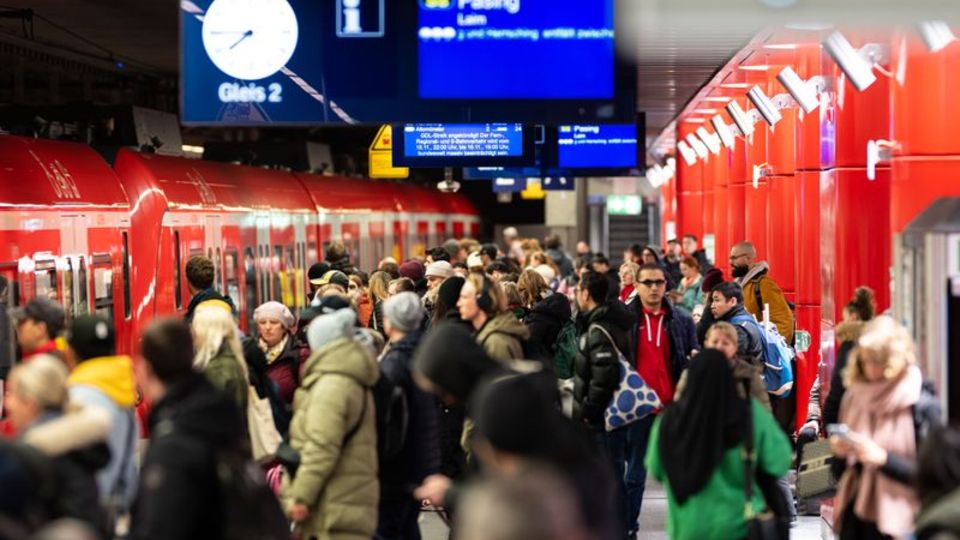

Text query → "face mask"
[731,264,749,278]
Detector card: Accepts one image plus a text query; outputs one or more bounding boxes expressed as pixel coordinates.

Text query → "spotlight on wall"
[711,115,737,149]
[746,87,783,127]
[685,133,709,159]
[677,140,697,166]
[777,67,827,114]
[695,127,722,155]
[823,31,888,92]
[918,21,958,53]
[725,100,757,138]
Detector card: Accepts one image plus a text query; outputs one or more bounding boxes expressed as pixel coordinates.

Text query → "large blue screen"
[418,0,614,99]
[558,124,638,169]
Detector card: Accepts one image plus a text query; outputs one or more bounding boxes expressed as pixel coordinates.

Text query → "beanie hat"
[382,292,424,333]
[425,261,454,279]
[307,308,355,351]
[11,298,65,339]
[438,276,465,308]
[253,301,295,331]
[399,260,425,283]
[66,315,115,360]
[533,264,556,284]
[467,252,484,269]
[701,267,725,293]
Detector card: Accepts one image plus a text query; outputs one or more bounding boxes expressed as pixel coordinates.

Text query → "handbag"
[588,324,661,432]
[741,383,787,540]
[796,438,837,500]
[247,385,283,463]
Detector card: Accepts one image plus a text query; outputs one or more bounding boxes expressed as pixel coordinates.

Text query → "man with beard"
[728,241,794,345]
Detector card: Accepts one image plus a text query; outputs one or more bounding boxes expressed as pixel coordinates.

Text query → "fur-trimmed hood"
[836,320,865,343]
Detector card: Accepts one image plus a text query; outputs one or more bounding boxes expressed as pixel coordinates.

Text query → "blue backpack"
[730,314,795,397]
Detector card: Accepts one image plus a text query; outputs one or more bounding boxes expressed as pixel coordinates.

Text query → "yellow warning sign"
[520,178,546,200]
[369,125,409,179]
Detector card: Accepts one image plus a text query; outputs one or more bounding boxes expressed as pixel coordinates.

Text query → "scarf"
[658,349,748,504]
[259,334,289,364]
[835,365,922,538]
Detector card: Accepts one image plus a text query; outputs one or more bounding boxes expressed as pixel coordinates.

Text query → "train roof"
[0,135,129,209]
[296,173,477,215]
[114,149,314,213]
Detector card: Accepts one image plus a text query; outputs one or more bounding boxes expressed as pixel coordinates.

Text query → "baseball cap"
[466,252,484,269]
[316,270,350,291]
[308,262,331,285]
[65,314,115,360]
[11,298,66,337]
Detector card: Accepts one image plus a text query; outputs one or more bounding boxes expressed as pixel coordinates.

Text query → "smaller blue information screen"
[401,123,525,161]
[557,124,638,169]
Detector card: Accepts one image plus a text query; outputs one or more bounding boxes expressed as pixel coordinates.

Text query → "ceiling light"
[917,21,957,53]
[685,133,709,159]
[693,108,718,114]
[726,101,757,137]
[711,115,736,148]
[682,118,706,123]
[777,66,825,113]
[823,31,888,92]
[763,43,799,50]
[696,127,722,155]
[703,96,733,103]
[739,65,772,71]
[677,141,697,166]
[747,86,783,127]
[721,83,751,89]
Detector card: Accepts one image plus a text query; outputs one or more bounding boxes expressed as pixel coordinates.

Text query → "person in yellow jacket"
[64,315,139,517]
[729,241,795,344]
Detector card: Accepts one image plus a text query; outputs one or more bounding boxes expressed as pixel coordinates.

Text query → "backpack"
[551,320,578,380]
[731,314,795,397]
[217,449,290,540]
[372,373,409,463]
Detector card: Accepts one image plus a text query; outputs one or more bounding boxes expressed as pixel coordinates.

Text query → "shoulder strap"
[588,323,625,360]
[343,388,368,445]
[753,278,765,313]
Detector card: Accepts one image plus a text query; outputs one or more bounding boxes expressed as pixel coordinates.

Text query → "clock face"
[202,0,299,81]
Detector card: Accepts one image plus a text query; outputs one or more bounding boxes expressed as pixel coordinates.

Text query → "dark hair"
[917,425,960,506]
[379,261,400,280]
[579,270,609,304]
[185,256,214,290]
[326,241,348,263]
[627,244,644,257]
[846,286,876,321]
[429,247,451,263]
[680,256,700,272]
[480,243,498,260]
[452,262,468,270]
[641,246,661,263]
[391,277,416,293]
[544,234,562,250]
[712,281,744,304]
[592,255,610,266]
[637,263,665,277]
[683,234,698,243]
[500,272,520,284]
[141,319,195,383]
[433,276,465,324]
[486,261,510,275]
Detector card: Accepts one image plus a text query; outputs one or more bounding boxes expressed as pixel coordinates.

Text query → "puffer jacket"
[202,344,249,415]
[523,292,573,366]
[283,336,380,540]
[573,301,637,429]
[476,312,531,364]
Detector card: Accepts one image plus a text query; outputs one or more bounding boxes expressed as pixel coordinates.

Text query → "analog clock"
[202,0,299,81]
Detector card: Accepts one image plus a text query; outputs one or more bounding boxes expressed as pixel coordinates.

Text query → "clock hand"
[229,29,254,49]
[209,30,248,34]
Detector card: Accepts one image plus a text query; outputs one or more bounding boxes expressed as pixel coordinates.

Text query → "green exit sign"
[607,195,642,216]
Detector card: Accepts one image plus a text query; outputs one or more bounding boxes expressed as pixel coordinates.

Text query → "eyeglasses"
[638,279,666,288]
[729,253,748,262]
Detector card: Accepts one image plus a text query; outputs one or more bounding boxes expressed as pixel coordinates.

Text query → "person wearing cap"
[478,243,499,268]
[376,293,440,540]
[64,315,139,517]
[422,261,453,314]
[283,308,379,539]
[307,262,331,302]
[12,297,66,361]
[184,255,237,324]
[466,252,485,273]
[312,270,350,300]
[243,301,303,408]
[399,260,425,287]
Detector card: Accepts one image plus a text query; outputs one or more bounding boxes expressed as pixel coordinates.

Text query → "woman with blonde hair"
[831,316,941,540]
[518,269,571,370]
[458,271,530,364]
[367,270,391,333]
[192,305,249,412]
[618,261,640,306]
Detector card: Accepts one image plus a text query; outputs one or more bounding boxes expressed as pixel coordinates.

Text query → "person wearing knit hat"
[532,264,557,285]
[247,300,306,407]
[701,267,725,294]
[382,292,425,334]
[254,301,296,331]
[466,252,484,272]
[399,260,425,284]
[425,261,454,288]
[285,307,379,538]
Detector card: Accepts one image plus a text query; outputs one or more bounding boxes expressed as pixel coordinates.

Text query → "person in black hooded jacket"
[518,269,572,370]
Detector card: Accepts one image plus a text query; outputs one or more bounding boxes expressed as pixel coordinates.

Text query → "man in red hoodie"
[12,297,65,361]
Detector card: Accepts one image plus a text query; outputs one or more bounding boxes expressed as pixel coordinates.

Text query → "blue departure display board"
[418,0,614,99]
[557,124,638,169]
[394,124,534,166]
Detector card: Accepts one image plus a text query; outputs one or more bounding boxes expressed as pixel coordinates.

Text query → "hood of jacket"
[736,261,770,286]
[149,374,244,449]
[836,320,865,343]
[477,312,531,343]
[413,322,504,404]
[67,355,137,408]
[580,300,637,334]
[530,292,572,322]
[302,336,379,390]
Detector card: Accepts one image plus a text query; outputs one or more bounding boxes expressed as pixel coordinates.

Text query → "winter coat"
[675,357,771,410]
[202,344,249,415]
[691,249,713,273]
[630,299,699,384]
[718,304,765,367]
[573,301,637,429]
[546,248,574,278]
[378,330,441,500]
[674,275,705,314]
[523,293,573,366]
[67,355,139,511]
[243,338,292,437]
[696,302,717,346]
[184,288,237,324]
[356,294,374,329]
[916,488,960,540]
[282,337,380,540]
[664,258,683,290]
[130,374,247,540]
[823,320,864,427]
[736,263,794,344]
[476,312,531,365]
[370,300,386,335]
[261,336,304,408]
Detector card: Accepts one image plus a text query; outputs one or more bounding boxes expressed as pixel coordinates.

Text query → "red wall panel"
[766,175,797,295]
[890,159,960,234]
[744,180,769,261]
[795,171,822,306]
[891,33,960,156]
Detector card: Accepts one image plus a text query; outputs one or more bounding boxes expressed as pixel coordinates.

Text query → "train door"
[895,197,960,422]
[0,261,18,385]
[59,216,90,321]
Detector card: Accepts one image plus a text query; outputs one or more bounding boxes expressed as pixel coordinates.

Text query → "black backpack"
[372,372,409,463]
[217,449,289,540]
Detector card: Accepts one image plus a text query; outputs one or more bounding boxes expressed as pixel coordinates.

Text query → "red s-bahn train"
[0,135,480,358]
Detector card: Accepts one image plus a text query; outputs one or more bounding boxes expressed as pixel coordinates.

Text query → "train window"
[174,231,182,309]
[93,266,114,323]
[224,249,240,313]
[34,260,58,302]
[122,232,131,319]
[77,258,88,316]
[63,259,74,320]
[0,264,19,307]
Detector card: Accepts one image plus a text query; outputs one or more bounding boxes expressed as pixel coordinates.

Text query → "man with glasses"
[728,241,794,345]
[622,263,697,535]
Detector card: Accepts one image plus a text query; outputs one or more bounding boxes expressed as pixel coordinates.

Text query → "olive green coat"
[476,312,530,364]
[203,345,248,413]
[282,337,380,540]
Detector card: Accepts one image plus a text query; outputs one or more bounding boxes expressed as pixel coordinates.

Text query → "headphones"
[476,274,493,312]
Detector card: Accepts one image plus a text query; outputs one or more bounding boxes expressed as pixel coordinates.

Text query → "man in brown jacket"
[729,241,794,344]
